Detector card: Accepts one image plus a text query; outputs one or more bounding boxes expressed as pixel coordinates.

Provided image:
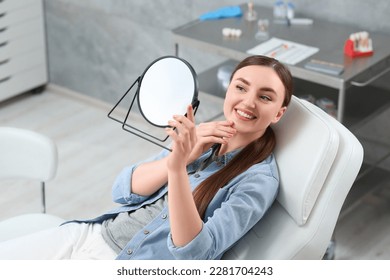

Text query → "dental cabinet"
[0,0,48,102]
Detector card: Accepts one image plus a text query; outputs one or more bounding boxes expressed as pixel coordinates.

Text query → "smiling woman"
[0,55,293,260]
[192,55,293,220]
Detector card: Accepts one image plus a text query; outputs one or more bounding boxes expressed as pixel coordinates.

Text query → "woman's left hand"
[165,105,197,171]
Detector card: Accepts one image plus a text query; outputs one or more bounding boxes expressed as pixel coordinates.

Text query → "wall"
[43,0,390,104]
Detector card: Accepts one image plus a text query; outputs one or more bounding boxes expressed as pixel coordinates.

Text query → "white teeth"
[237,110,255,119]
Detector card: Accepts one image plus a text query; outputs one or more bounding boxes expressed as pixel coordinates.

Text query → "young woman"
[0,55,293,260]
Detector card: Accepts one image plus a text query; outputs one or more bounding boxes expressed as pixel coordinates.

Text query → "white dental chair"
[223,96,364,259]
[0,127,65,242]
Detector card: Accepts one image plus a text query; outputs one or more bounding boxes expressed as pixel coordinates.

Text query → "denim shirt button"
[127,248,133,255]
[143,230,150,235]
[161,214,167,219]
[194,173,200,178]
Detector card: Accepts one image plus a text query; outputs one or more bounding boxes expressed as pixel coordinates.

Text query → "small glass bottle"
[287,2,295,19]
[245,1,258,21]
[273,1,286,19]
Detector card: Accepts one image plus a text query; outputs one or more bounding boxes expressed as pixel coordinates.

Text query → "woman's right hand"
[187,120,236,164]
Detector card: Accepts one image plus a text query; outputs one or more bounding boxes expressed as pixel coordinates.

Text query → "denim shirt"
[86,147,279,260]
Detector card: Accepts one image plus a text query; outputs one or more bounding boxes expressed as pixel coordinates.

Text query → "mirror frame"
[107,56,200,151]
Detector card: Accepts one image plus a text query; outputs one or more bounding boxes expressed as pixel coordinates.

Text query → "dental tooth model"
[222,28,242,38]
[344,31,374,57]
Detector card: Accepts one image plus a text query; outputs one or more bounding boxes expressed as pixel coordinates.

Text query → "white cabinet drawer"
[0,49,45,80]
[0,0,38,14]
[0,1,42,29]
[0,31,45,61]
[0,65,47,102]
[0,17,43,45]
[0,0,46,102]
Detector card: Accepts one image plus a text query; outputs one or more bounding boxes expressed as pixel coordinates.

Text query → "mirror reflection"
[138,56,198,127]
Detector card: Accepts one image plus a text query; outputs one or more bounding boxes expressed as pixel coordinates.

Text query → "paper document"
[247,37,319,65]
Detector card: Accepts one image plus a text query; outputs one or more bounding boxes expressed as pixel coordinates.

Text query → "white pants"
[0,223,117,260]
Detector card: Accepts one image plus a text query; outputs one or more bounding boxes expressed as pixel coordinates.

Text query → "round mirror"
[138,56,198,127]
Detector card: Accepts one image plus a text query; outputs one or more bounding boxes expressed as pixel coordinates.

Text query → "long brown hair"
[193,55,293,219]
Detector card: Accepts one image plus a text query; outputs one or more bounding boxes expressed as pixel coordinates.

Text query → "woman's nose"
[242,93,257,108]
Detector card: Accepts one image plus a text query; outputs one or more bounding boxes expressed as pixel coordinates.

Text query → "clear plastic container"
[273,1,286,19]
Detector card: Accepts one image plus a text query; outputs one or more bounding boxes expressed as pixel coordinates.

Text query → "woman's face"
[223,65,287,139]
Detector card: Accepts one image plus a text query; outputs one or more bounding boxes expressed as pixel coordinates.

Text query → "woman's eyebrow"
[259,87,277,95]
[235,77,279,95]
[235,77,250,85]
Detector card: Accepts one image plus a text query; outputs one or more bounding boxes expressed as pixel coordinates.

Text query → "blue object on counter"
[199,6,242,21]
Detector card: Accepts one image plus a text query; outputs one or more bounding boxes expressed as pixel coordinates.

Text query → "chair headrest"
[272,97,339,226]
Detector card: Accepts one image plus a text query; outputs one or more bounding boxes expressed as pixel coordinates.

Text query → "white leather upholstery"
[273,97,340,225]
[223,96,364,259]
[0,213,65,242]
[0,127,65,241]
[0,127,57,181]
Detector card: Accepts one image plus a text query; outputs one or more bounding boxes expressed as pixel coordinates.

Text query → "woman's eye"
[260,95,272,101]
[236,85,246,92]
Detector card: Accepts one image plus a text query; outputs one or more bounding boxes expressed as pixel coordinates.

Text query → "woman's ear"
[272,106,287,124]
